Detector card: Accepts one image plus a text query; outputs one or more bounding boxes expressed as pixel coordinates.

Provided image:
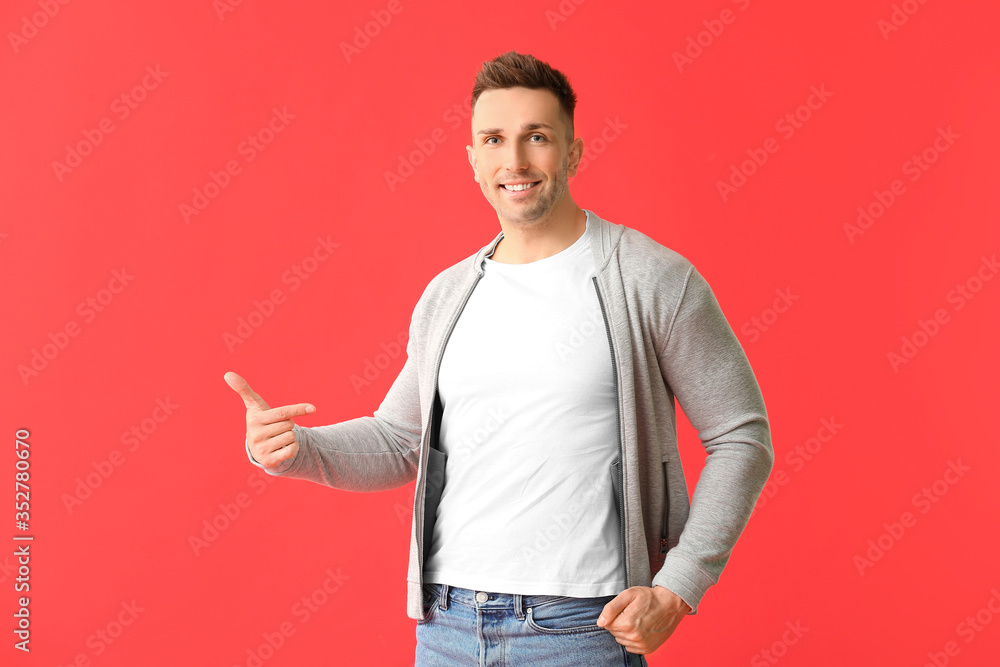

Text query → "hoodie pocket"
[610,455,623,526]
[659,455,670,555]
[421,447,448,558]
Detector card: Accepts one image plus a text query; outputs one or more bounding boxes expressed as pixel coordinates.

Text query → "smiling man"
[226,51,773,666]
[469,84,578,239]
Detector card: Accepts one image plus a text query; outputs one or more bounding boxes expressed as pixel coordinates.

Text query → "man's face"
[467,87,583,226]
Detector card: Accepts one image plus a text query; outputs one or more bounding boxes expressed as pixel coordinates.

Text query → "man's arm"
[235,305,426,493]
[652,265,774,613]
[252,349,424,492]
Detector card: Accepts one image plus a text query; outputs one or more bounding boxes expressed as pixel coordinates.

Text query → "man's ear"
[567,137,585,178]
[467,144,479,183]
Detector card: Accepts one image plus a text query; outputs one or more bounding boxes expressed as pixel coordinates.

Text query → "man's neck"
[490,205,587,264]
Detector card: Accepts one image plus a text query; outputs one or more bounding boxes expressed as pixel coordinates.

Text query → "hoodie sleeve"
[651,264,774,613]
[245,307,425,493]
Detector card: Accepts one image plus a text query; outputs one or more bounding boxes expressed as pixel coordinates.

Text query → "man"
[225,51,773,666]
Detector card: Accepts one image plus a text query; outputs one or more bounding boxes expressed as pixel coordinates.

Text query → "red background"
[3,0,999,665]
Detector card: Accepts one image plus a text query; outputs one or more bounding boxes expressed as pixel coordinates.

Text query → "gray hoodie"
[247,208,774,620]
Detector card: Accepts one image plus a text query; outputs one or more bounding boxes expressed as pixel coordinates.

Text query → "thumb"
[597,590,633,627]
[224,371,270,411]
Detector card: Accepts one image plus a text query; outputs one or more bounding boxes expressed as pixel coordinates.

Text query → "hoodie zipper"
[592,275,628,589]
[661,459,670,555]
[415,270,484,594]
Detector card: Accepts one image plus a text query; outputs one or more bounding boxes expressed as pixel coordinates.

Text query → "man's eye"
[530,134,546,142]
[485,137,499,145]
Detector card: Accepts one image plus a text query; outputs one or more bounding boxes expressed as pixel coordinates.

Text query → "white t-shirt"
[422,212,625,596]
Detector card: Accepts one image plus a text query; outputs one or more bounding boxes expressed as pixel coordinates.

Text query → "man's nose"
[503,142,530,172]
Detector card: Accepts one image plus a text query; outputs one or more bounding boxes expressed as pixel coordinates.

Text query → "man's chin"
[496,207,546,225]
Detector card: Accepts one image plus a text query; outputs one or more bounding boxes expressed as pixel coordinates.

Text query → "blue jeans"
[415,583,649,666]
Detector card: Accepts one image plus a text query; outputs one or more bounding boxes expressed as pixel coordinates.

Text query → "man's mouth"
[500,181,540,192]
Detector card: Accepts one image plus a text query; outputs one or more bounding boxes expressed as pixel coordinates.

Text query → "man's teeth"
[503,182,537,191]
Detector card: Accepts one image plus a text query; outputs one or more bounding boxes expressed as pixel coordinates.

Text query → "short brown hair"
[471,51,578,142]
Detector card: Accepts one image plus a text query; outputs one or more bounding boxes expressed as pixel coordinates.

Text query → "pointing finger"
[258,403,317,424]
[224,371,271,411]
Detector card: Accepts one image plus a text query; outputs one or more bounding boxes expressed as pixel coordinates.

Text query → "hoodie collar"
[472,209,622,275]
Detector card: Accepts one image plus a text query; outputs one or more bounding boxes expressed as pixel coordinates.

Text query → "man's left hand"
[596,585,691,655]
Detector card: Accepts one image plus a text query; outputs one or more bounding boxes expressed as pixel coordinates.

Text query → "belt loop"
[514,593,524,620]
[439,583,449,610]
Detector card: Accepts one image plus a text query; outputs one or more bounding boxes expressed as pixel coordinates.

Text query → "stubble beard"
[485,157,569,230]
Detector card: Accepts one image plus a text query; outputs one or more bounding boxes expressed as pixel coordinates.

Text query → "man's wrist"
[653,584,693,613]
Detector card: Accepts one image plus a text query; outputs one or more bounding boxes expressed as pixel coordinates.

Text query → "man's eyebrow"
[476,122,556,136]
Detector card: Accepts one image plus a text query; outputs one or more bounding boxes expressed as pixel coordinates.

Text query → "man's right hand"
[224,371,316,469]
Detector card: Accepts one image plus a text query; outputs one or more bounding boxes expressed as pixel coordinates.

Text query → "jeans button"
[475,591,489,603]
